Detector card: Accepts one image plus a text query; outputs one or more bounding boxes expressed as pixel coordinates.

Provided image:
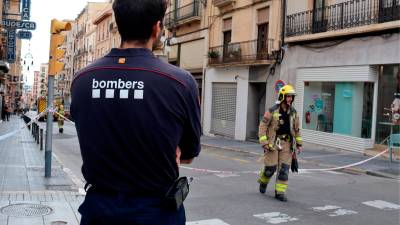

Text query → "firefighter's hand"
[296,145,303,154]
[176,146,194,164]
[262,144,269,153]
[262,144,274,152]
[180,158,194,164]
[176,146,181,165]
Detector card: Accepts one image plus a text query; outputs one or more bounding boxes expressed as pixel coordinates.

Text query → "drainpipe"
[281,0,287,48]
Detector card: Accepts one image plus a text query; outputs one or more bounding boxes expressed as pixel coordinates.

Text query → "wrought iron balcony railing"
[208,39,274,65]
[286,0,400,37]
[164,1,201,28]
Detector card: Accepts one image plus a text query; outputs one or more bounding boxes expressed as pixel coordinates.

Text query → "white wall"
[280,34,400,83]
[204,67,250,140]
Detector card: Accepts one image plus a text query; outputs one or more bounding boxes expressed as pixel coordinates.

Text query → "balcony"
[208,39,274,66]
[164,1,201,29]
[212,0,235,8]
[286,0,400,42]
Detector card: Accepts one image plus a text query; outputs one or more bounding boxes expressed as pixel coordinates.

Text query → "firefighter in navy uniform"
[70,0,201,224]
[257,84,302,202]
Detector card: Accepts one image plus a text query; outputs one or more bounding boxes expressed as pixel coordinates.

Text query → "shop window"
[303,81,373,138]
[376,65,400,144]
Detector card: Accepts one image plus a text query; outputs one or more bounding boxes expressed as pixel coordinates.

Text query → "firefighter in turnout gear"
[57,104,65,133]
[257,84,302,202]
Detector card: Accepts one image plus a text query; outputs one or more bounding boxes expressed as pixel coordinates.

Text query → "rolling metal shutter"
[211,83,237,137]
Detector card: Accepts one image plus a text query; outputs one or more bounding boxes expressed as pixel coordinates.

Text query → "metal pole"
[45,76,54,178]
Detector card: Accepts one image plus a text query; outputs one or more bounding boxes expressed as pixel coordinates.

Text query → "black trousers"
[79,189,186,225]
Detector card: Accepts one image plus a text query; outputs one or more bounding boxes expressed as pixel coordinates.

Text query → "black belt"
[85,183,165,198]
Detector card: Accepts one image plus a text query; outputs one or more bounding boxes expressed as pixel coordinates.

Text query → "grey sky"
[21,0,108,85]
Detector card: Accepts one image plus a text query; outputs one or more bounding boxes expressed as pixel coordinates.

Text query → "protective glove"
[291,152,299,173]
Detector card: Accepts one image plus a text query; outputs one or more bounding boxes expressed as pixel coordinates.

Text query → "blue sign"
[21,0,31,20]
[17,30,32,39]
[7,29,16,63]
[2,19,36,30]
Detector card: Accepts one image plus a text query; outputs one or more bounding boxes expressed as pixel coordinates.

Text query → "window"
[303,81,373,138]
[376,65,400,143]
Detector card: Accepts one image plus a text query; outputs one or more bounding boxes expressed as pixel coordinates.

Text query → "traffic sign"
[275,80,286,93]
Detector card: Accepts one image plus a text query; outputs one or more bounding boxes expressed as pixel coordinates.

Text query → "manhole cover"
[1,203,53,217]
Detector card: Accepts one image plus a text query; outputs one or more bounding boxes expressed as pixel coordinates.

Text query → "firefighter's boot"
[59,128,63,133]
[258,169,270,194]
[275,191,288,202]
[259,183,267,194]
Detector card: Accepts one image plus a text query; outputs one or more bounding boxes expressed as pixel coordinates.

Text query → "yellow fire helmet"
[278,84,296,103]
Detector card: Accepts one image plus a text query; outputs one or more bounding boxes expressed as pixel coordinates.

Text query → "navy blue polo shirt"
[71,48,201,195]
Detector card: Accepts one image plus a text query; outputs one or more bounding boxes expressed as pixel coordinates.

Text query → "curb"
[201,143,399,179]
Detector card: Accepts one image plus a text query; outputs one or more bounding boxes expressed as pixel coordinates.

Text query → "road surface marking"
[312,205,357,217]
[186,219,230,225]
[362,200,400,210]
[254,212,298,224]
[328,209,358,217]
[215,173,240,178]
[324,171,342,175]
[312,205,341,211]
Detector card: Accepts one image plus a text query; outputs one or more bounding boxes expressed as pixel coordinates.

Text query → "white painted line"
[363,200,400,210]
[324,171,342,175]
[312,205,341,211]
[215,173,240,178]
[186,219,230,225]
[254,212,298,224]
[328,209,358,217]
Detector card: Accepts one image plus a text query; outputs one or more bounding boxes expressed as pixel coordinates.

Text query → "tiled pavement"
[0,116,83,225]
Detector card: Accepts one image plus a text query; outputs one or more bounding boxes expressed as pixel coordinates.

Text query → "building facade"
[203,0,283,141]
[32,70,39,101]
[38,63,48,98]
[93,5,113,60]
[1,0,24,116]
[281,0,400,152]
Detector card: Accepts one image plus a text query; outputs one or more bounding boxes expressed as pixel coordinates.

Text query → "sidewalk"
[0,115,83,225]
[201,135,400,179]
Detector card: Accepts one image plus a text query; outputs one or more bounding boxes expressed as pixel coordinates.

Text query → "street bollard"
[35,124,38,141]
[33,123,36,138]
[36,125,40,144]
[40,129,43,150]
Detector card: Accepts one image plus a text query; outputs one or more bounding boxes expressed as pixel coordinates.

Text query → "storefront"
[295,64,400,152]
[295,65,378,152]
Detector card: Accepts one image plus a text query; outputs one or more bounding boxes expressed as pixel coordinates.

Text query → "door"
[211,83,237,137]
[257,23,268,60]
[222,31,231,62]
[312,0,327,33]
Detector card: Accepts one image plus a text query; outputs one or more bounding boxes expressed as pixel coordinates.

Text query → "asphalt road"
[46,121,400,225]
